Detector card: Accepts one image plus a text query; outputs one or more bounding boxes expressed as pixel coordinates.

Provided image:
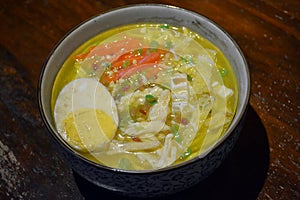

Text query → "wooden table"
[0,0,299,199]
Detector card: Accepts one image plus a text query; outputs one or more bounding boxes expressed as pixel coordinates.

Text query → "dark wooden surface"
[0,0,299,199]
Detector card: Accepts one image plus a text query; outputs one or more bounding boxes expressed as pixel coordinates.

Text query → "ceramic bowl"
[38,4,250,198]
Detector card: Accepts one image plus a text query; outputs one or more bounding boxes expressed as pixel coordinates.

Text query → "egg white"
[54,78,119,139]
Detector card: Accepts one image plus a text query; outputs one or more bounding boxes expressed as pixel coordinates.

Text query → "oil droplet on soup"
[52,23,238,170]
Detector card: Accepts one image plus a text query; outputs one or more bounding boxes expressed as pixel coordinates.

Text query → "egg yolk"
[62,108,117,152]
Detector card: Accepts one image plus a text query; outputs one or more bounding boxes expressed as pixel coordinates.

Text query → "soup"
[51,23,238,170]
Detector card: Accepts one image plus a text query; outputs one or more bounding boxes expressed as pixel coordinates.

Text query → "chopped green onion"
[171,123,182,142]
[187,74,193,81]
[173,131,182,143]
[182,55,193,64]
[145,94,157,105]
[219,68,228,77]
[122,60,131,68]
[160,24,170,29]
[133,48,143,55]
[180,147,192,159]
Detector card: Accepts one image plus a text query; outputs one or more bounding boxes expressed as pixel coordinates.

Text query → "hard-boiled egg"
[54,78,119,152]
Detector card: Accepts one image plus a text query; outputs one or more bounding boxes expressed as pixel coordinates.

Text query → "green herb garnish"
[160,24,170,29]
[145,94,157,105]
[180,147,192,159]
[219,68,228,77]
[133,48,143,55]
[122,60,131,68]
[187,74,193,81]
[182,55,193,64]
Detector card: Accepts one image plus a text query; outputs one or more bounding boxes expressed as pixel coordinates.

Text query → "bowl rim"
[37,3,250,174]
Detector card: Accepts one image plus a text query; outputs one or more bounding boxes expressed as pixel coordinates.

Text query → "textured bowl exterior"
[38,4,250,198]
[58,113,246,198]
